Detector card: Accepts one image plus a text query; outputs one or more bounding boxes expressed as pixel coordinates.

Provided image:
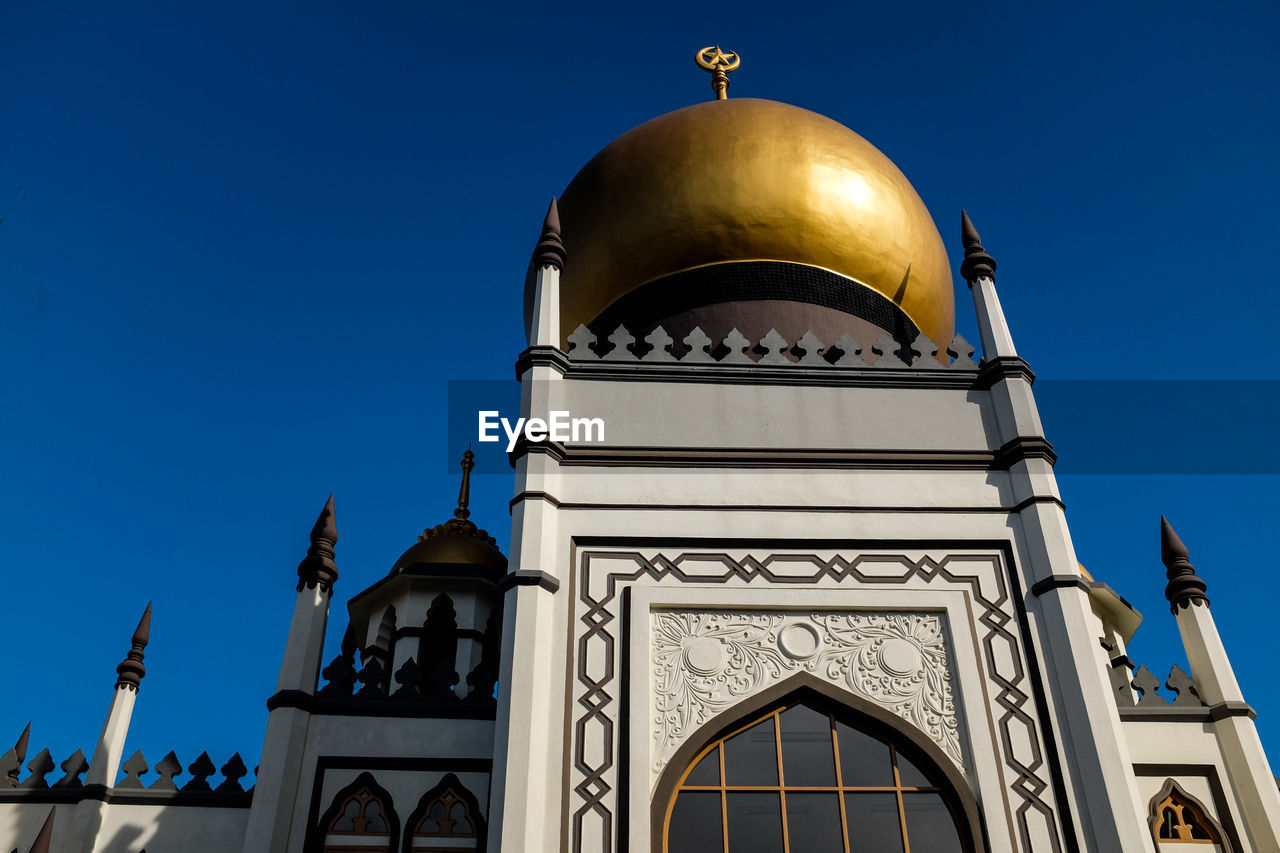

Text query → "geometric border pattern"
[571,549,1066,853]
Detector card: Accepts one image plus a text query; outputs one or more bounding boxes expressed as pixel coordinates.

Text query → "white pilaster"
[969,275,1018,360]
[529,263,560,348]
[242,499,336,853]
[1176,603,1280,850]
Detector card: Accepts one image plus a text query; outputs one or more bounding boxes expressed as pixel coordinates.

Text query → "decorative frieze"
[566,324,979,370]
[650,609,962,776]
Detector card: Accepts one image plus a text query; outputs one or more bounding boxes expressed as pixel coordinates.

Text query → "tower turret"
[242,496,339,853]
[1161,517,1280,847]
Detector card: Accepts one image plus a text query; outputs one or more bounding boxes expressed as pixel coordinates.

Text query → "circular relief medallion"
[684,637,726,676]
[878,638,924,678]
[777,623,821,660]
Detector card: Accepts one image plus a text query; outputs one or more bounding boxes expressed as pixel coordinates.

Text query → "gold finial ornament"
[695,46,740,100]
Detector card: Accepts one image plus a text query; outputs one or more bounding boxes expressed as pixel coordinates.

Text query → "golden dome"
[555,98,954,346]
[390,517,507,580]
[389,450,507,581]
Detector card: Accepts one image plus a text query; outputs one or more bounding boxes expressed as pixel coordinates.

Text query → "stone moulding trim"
[1118,705,1215,722]
[0,784,252,807]
[507,492,1067,515]
[975,356,1036,389]
[266,689,497,720]
[497,569,561,593]
[568,546,1068,853]
[513,440,998,470]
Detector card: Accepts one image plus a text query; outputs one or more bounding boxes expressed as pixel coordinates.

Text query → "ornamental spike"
[28,806,55,853]
[959,209,997,283]
[14,721,30,763]
[115,603,151,690]
[297,494,338,592]
[454,449,475,520]
[533,198,566,270]
[1161,516,1209,613]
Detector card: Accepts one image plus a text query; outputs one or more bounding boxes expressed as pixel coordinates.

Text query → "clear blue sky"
[3,0,1279,782]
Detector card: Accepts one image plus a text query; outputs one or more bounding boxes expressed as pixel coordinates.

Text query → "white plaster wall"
[0,800,249,853]
[93,803,250,853]
[558,378,998,451]
[285,715,494,851]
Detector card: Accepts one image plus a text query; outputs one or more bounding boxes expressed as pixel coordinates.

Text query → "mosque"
[4,46,1280,853]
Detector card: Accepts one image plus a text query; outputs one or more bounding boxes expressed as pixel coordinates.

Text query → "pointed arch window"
[403,773,486,852]
[318,772,399,853]
[662,701,976,853]
[1149,780,1228,849]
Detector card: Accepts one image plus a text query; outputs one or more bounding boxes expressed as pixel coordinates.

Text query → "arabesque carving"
[651,610,960,776]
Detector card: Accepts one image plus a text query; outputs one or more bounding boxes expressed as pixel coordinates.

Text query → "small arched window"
[662,700,974,852]
[404,773,486,853]
[318,772,399,853]
[1150,780,1228,848]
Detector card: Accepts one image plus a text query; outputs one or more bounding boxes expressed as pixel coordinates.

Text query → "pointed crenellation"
[947,335,979,370]
[1161,516,1209,614]
[51,750,88,788]
[603,325,637,361]
[115,603,151,691]
[297,494,338,592]
[150,751,182,790]
[318,623,360,697]
[27,807,55,853]
[681,327,715,363]
[181,752,216,792]
[216,753,248,792]
[532,198,566,271]
[1166,664,1204,707]
[959,209,997,284]
[21,750,54,789]
[1131,666,1167,707]
[118,750,149,788]
[910,333,944,369]
[566,324,596,359]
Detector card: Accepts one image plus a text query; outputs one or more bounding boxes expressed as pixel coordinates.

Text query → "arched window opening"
[1149,780,1227,848]
[317,772,399,853]
[663,701,973,853]
[404,773,486,853]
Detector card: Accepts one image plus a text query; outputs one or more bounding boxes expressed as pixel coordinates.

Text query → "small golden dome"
[390,449,506,580]
[553,98,954,346]
[390,517,506,580]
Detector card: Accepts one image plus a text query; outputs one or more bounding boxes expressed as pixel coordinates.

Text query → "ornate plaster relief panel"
[567,547,1068,853]
[650,609,962,775]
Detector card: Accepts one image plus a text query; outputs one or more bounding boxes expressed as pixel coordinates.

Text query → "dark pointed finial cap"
[454,449,475,520]
[533,198,566,271]
[28,806,55,853]
[297,494,339,592]
[1161,516,1209,613]
[959,210,997,283]
[115,603,151,690]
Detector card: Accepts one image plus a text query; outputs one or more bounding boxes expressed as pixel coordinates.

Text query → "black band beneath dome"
[585,261,920,343]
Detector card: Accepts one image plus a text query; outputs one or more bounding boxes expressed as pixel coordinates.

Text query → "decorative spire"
[959,209,997,283]
[533,198,566,271]
[28,806,55,853]
[695,46,740,100]
[115,603,151,690]
[297,494,338,592]
[14,721,30,764]
[1162,516,1209,613]
[454,449,474,520]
